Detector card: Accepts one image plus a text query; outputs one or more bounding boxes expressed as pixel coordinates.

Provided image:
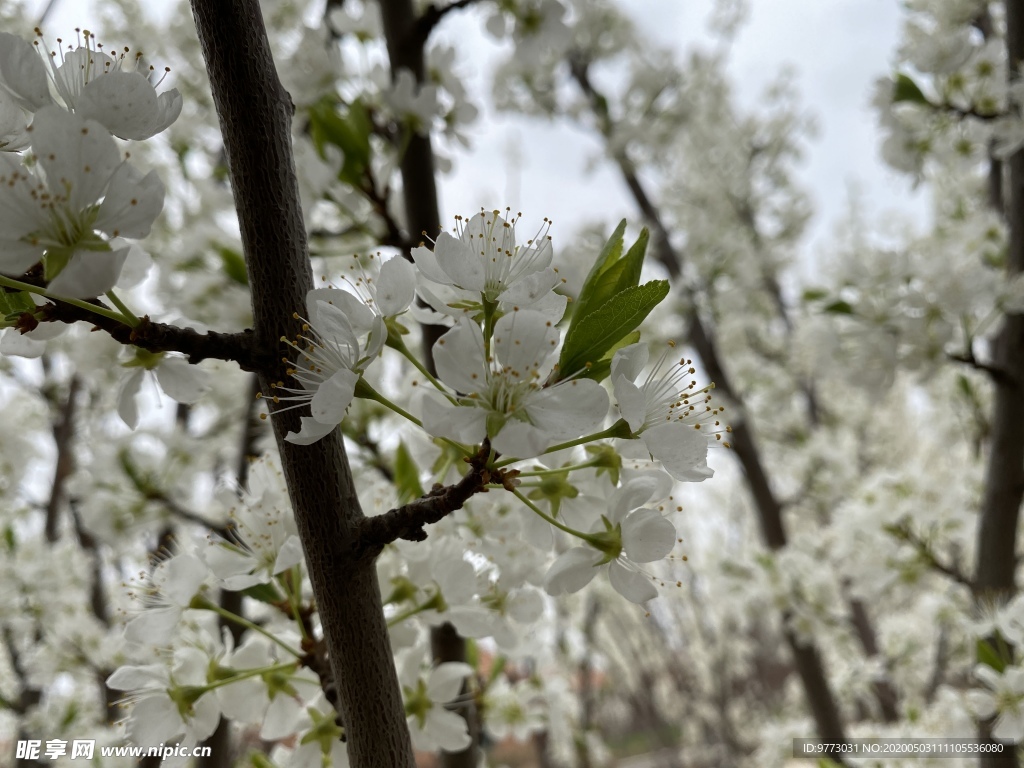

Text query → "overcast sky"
[40,0,929,267]
[437,0,929,267]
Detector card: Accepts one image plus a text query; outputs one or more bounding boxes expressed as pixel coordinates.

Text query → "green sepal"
[801,287,829,302]
[526,467,578,517]
[0,289,35,318]
[585,443,622,485]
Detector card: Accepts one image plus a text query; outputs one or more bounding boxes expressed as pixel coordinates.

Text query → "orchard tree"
[2,0,1024,767]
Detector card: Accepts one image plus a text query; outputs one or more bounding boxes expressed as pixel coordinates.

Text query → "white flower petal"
[543,547,602,596]
[411,245,454,285]
[498,266,559,305]
[492,420,551,459]
[78,71,181,140]
[609,473,673,523]
[376,256,416,316]
[309,367,359,424]
[117,368,146,430]
[608,560,658,603]
[433,319,488,393]
[425,708,472,752]
[94,166,165,239]
[155,357,211,405]
[47,246,130,299]
[0,329,45,358]
[272,536,305,574]
[106,664,167,690]
[124,606,182,645]
[0,33,53,110]
[527,378,608,439]
[613,376,648,433]
[421,391,487,445]
[435,231,485,291]
[285,416,338,445]
[493,310,557,382]
[641,422,713,482]
[621,508,676,563]
[610,342,648,384]
[427,662,474,703]
[30,107,120,211]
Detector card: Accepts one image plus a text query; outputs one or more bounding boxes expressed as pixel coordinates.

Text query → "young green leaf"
[557,280,670,380]
[394,441,425,504]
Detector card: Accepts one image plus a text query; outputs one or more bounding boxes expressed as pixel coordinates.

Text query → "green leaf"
[571,220,626,324]
[558,281,670,380]
[217,246,249,287]
[0,290,33,316]
[801,288,829,302]
[393,441,425,504]
[823,300,854,315]
[241,581,285,604]
[977,637,1008,673]
[893,73,929,106]
[612,228,649,294]
[576,329,641,383]
[307,98,372,188]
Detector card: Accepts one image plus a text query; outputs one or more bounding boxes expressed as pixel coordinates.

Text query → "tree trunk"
[189,1,415,764]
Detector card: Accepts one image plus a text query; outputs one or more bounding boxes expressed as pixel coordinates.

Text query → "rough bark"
[189,1,415,765]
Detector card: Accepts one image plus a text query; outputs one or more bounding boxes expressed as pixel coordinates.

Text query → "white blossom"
[0,106,163,297]
[423,309,608,458]
[413,210,567,322]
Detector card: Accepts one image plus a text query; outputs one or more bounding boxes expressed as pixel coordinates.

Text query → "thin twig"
[411,0,483,50]
[356,443,512,554]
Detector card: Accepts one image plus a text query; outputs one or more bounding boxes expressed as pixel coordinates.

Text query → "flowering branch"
[356,443,514,553]
[887,522,975,591]
[33,301,273,371]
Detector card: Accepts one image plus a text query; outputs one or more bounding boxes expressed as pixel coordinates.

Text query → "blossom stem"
[202,661,300,692]
[0,275,133,326]
[387,601,431,628]
[356,378,423,427]
[494,420,633,468]
[515,459,603,478]
[282,566,309,641]
[357,378,474,457]
[387,333,452,396]
[105,290,141,327]
[199,598,304,658]
[512,488,591,541]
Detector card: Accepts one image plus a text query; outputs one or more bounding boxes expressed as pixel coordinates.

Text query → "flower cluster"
[264,210,723,605]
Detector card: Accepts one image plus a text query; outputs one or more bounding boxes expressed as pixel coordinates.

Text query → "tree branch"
[32,302,272,371]
[411,0,483,50]
[356,444,508,555]
[975,8,1024,763]
[189,0,416,764]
